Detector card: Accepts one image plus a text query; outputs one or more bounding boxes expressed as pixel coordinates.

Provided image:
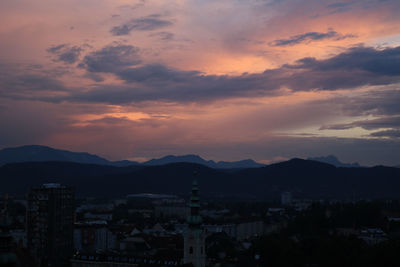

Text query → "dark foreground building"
[0,194,17,267]
[27,183,74,267]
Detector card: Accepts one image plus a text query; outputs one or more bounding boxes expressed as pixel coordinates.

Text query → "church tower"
[183,172,206,267]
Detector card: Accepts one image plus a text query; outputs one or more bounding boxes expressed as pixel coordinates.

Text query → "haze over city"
[1,0,400,166]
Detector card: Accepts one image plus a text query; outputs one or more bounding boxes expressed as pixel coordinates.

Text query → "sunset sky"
[1,0,400,165]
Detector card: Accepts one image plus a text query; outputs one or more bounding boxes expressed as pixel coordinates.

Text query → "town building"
[281,192,292,205]
[74,221,116,252]
[0,194,18,267]
[27,183,75,266]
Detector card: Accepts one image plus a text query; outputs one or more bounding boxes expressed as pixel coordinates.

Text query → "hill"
[143,154,264,169]
[307,155,360,167]
[1,159,400,200]
[0,145,119,166]
[0,145,264,169]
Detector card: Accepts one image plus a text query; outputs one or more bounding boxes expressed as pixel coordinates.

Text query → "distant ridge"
[307,155,360,168]
[143,154,265,169]
[2,159,400,199]
[0,145,115,166]
[0,145,264,169]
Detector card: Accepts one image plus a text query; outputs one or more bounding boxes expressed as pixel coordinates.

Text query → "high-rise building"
[0,194,18,267]
[183,175,206,267]
[27,183,74,267]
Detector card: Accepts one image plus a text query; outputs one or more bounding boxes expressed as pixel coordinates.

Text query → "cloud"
[149,31,174,41]
[325,2,355,14]
[86,116,136,125]
[11,74,67,92]
[0,68,67,101]
[320,116,400,131]
[80,44,141,73]
[110,16,173,36]
[290,46,400,76]
[370,129,400,138]
[4,45,400,105]
[269,30,356,46]
[338,89,400,117]
[327,2,354,9]
[309,88,400,131]
[101,45,400,103]
[0,63,73,104]
[47,44,83,64]
[117,64,200,83]
[47,44,66,54]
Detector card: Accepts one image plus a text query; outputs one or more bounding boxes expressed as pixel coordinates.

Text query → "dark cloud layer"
[110,17,173,36]
[117,64,200,83]
[370,129,400,138]
[314,88,400,140]
[47,44,83,64]
[73,45,400,104]
[0,64,67,101]
[80,44,141,73]
[336,89,400,117]
[269,30,355,46]
[320,116,400,131]
[291,46,400,76]
[3,45,400,106]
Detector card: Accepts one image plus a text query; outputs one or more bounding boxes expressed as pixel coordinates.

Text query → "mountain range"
[307,155,361,168]
[1,159,400,200]
[144,154,264,169]
[2,145,400,200]
[0,145,265,169]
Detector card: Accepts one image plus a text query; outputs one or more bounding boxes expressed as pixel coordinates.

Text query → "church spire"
[183,170,206,267]
[187,170,202,228]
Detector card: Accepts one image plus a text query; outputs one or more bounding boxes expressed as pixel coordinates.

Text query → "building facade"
[74,221,116,252]
[27,183,75,267]
[0,194,18,267]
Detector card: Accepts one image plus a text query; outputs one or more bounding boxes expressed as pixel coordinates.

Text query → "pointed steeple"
[187,170,202,228]
[184,170,206,267]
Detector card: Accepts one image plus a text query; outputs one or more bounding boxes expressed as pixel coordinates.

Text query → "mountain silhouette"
[0,145,114,166]
[0,145,264,169]
[307,155,360,168]
[143,154,264,169]
[1,158,400,200]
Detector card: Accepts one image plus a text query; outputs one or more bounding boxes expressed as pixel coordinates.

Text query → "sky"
[1,0,400,166]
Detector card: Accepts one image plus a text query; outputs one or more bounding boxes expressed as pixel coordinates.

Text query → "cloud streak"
[269,30,356,46]
[370,129,400,138]
[320,116,400,131]
[110,16,173,36]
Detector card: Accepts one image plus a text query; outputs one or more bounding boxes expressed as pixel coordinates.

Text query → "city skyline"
[1,0,400,166]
